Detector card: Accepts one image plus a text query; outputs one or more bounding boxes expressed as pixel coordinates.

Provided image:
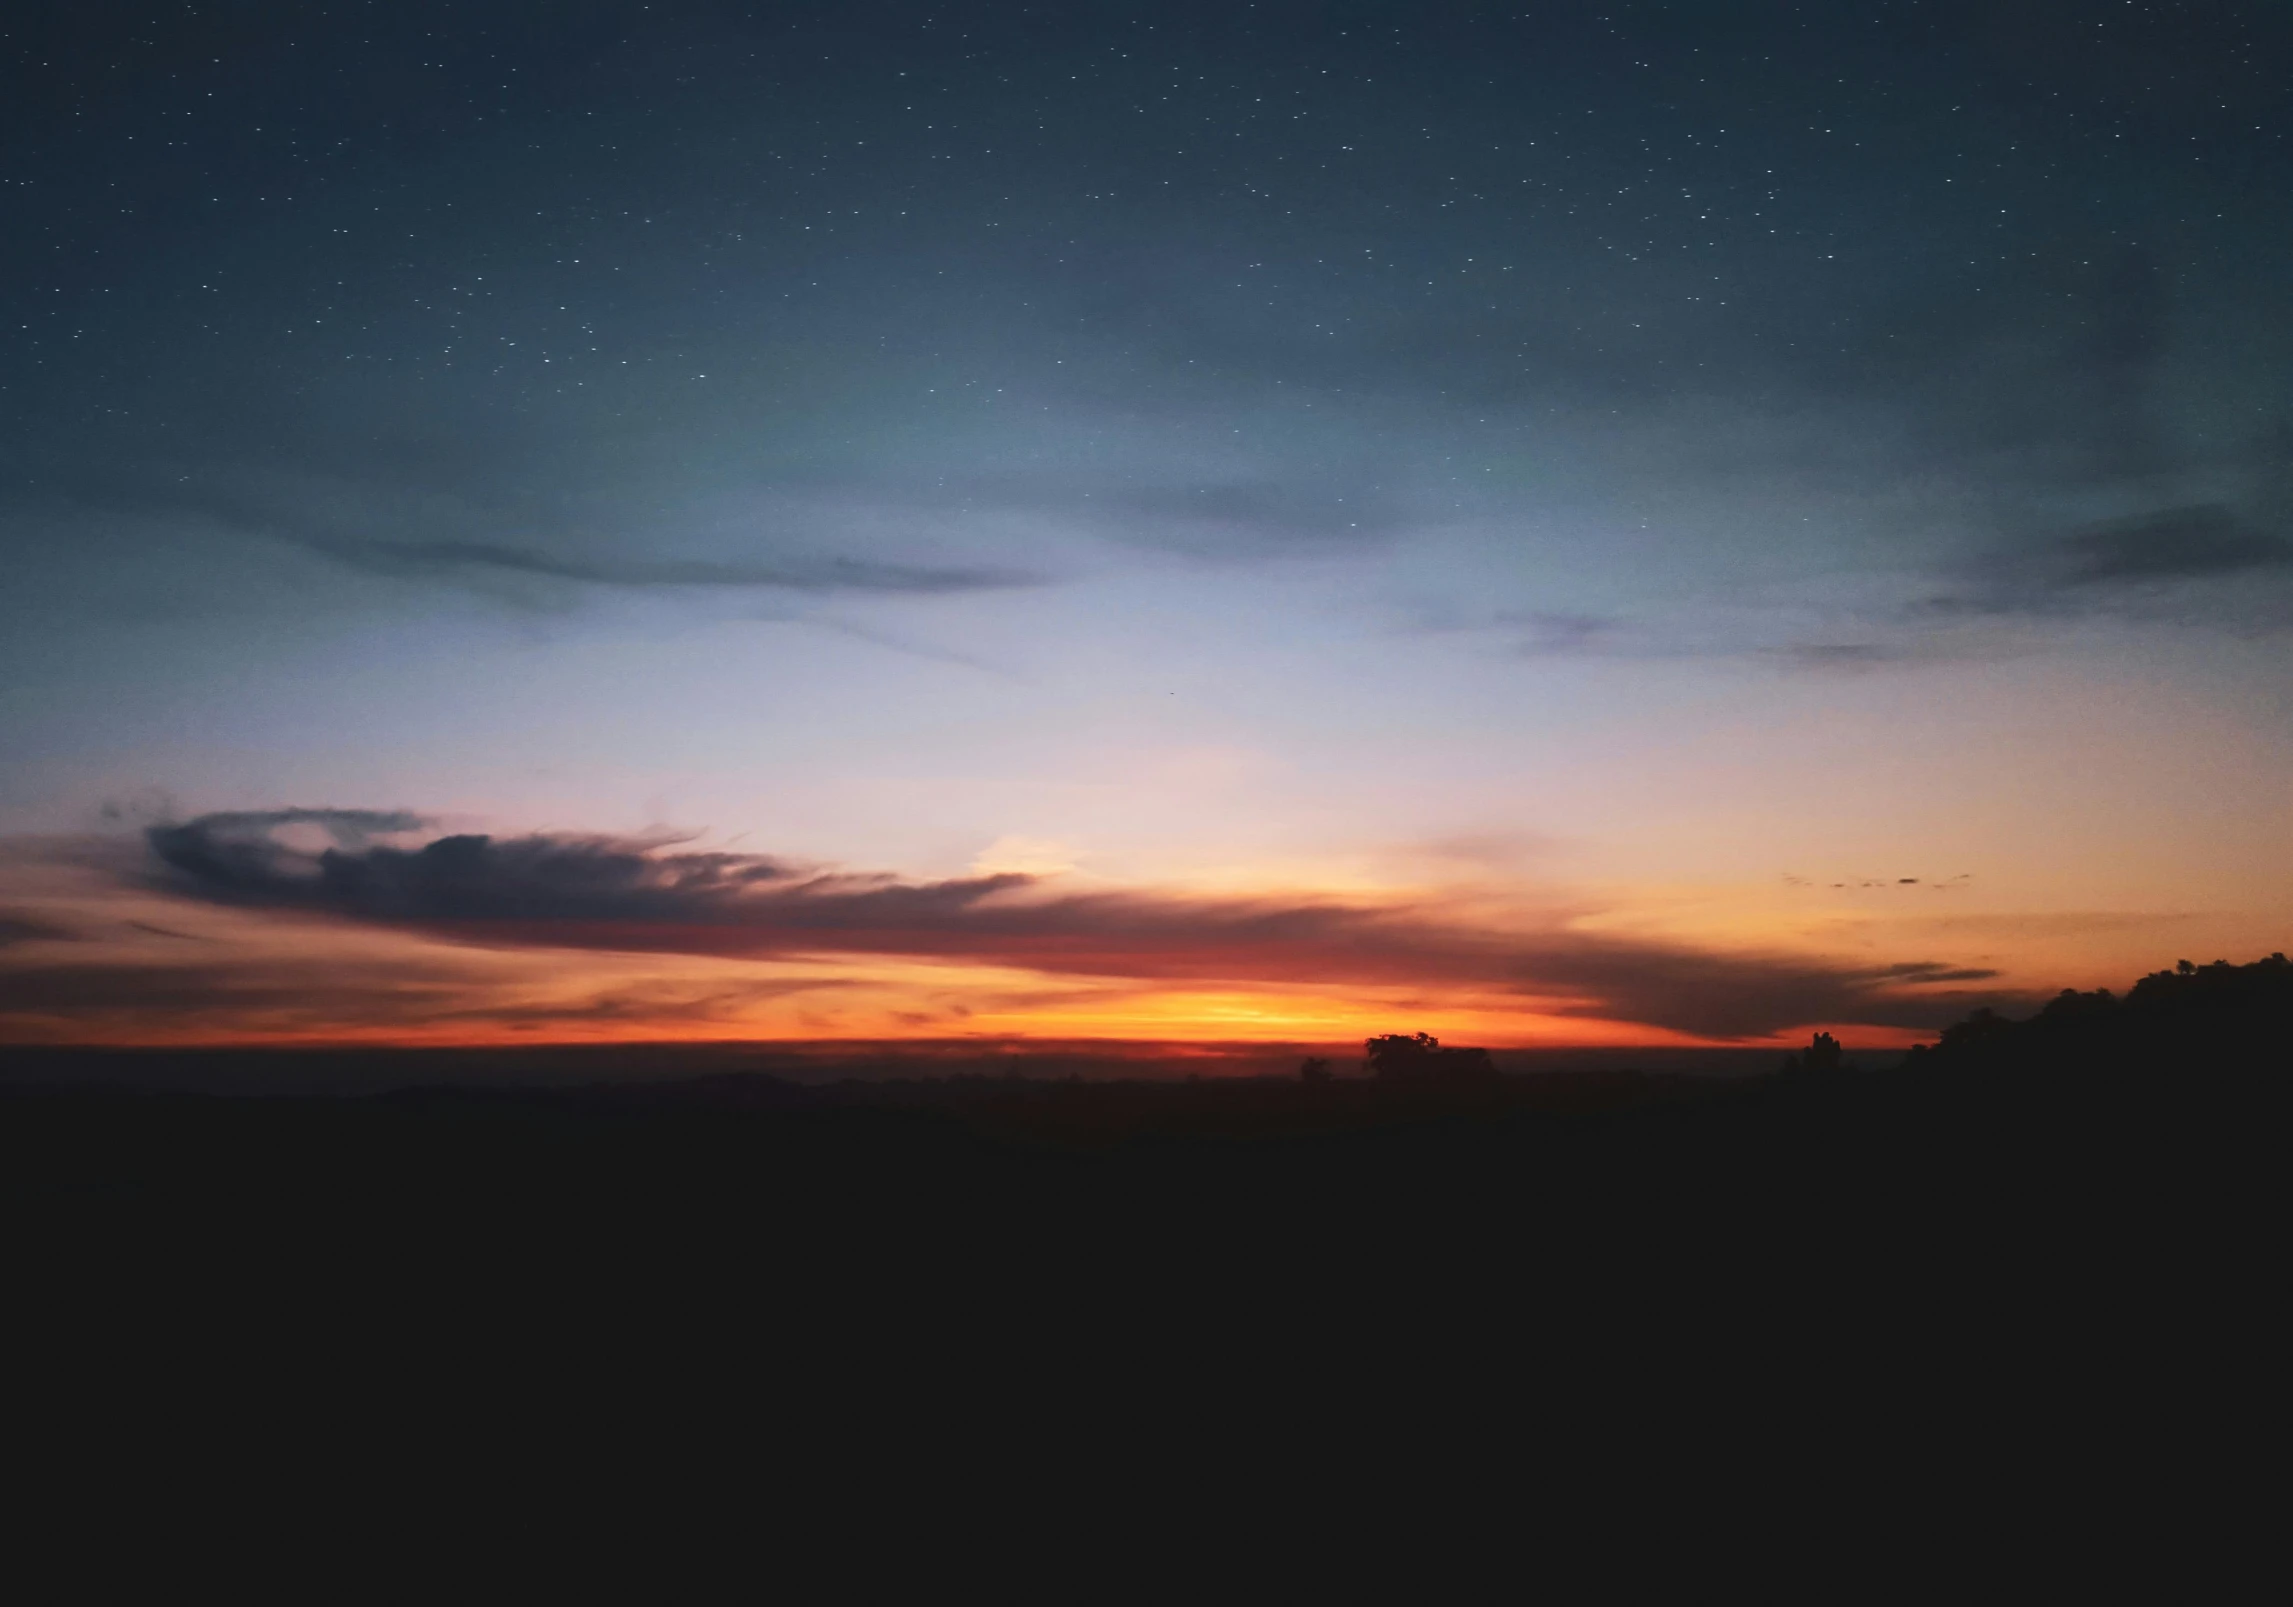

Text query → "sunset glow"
[4,5,2287,1059]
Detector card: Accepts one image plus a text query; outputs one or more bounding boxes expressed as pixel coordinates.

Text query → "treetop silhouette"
[1364,1032,1497,1084]
[1916,952,2290,1074]
[1780,1030,1848,1077]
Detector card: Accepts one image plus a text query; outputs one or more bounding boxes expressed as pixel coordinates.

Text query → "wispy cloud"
[2053,505,2291,588]
[309,538,1034,596]
[0,955,852,1040]
[1932,503,2293,622]
[48,471,1039,602]
[0,912,78,948]
[1502,612,1621,657]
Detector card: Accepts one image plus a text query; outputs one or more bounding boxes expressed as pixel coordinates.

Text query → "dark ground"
[3,962,2280,1569]
[3,1030,2273,1321]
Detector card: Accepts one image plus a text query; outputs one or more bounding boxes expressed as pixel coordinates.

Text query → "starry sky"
[3,0,2289,1050]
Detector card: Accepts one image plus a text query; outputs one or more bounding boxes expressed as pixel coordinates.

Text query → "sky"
[3,0,2289,1052]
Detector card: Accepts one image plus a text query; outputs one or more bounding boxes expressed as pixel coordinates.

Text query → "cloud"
[0,912,77,948]
[1867,962,1998,983]
[834,470,1402,564]
[424,976,861,1029]
[308,538,1034,596]
[47,471,1038,603]
[1501,613,1620,657]
[2054,505,2292,587]
[0,952,858,1040]
[0,959,473,1031]
[145,811,809,922]
[134,810,2020,1038]
[1403,608,1630,658]
[144,808,428,892]
[1737,241,2293,641]
[1920,501,2293,628]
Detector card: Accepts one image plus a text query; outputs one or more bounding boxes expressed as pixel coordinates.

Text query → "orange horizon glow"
[0,815,2270,1056]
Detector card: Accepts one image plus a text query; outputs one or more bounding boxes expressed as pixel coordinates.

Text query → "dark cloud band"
[140,810,2011,1039]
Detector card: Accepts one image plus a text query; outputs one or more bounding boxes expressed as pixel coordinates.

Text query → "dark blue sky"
[10,2,2287,600]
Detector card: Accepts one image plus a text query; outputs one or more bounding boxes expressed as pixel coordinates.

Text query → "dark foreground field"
[4,1018,2276,1317]
[3,959,2280,1571]
[8,954,2283,1242]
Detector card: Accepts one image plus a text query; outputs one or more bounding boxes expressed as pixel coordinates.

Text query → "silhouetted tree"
[1365,1032,1498,1084]
[1366,1032,1436,1080]
[1299,1056,1333,1083]
[1780,1031,1847,1076]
